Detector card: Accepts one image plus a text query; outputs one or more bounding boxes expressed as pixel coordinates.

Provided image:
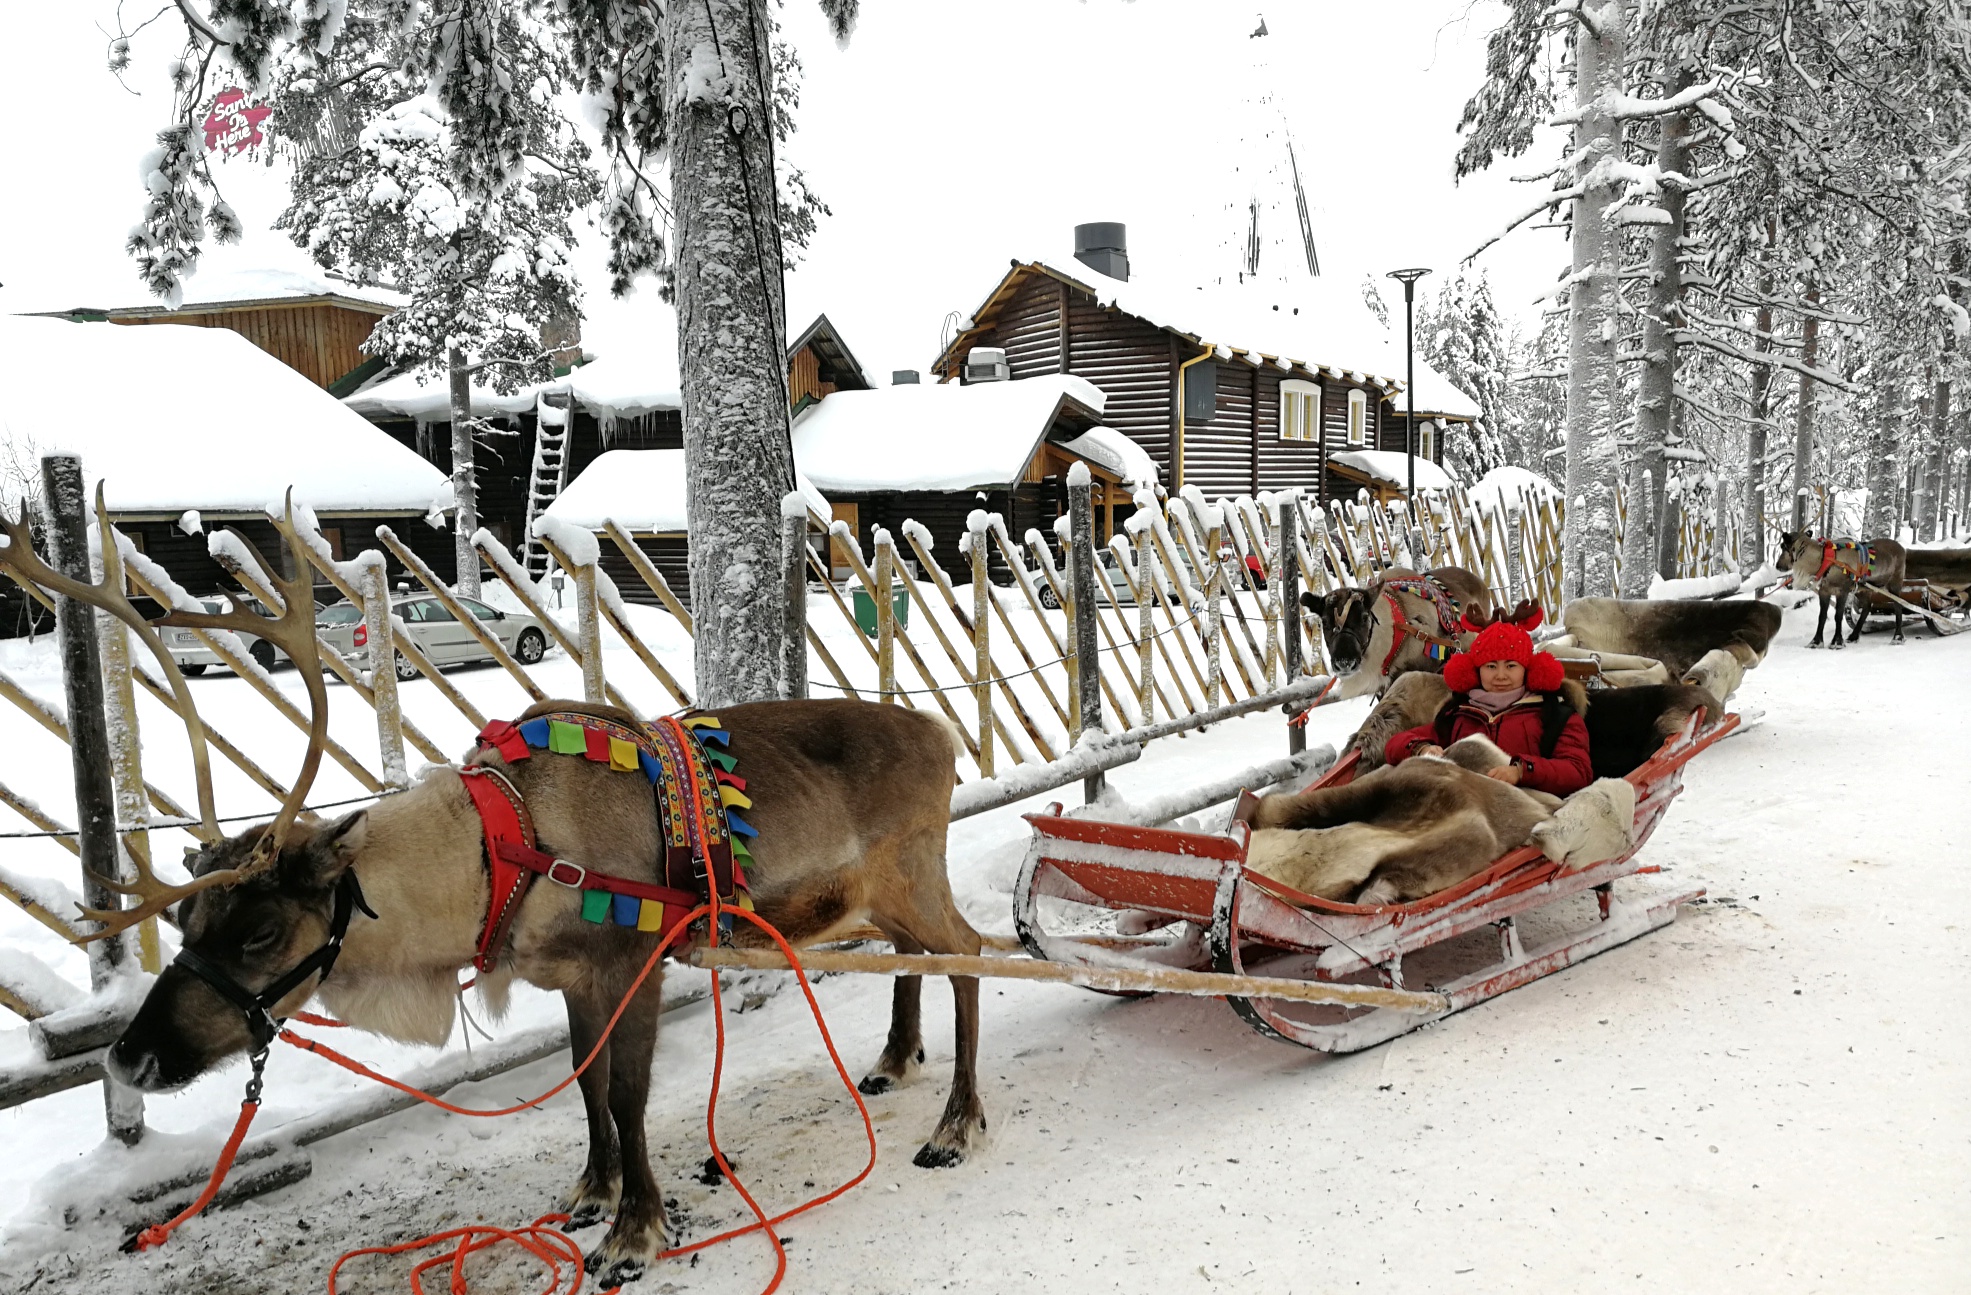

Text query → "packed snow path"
[3,601,1967,1292]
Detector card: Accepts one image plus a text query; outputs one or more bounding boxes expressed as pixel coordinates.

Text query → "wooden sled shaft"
[685,945,1449,1015]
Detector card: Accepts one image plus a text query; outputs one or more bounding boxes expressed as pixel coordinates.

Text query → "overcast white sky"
[0,1,1568,382]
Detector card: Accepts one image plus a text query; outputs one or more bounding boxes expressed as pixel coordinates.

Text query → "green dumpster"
[852,581,910,638]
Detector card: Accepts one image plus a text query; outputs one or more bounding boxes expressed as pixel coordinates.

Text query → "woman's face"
[1479,658,1526,692]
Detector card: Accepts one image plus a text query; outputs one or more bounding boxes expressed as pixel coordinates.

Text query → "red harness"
[1376,580,1465,678]
[1813,539,1873,583]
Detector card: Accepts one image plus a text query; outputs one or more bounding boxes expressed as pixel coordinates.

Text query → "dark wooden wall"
[598,535,692,610]
[117,511,457,602]
[959,269,1398,507]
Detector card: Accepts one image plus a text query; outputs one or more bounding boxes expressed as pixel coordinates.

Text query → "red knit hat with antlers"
[1443,601,1565,693]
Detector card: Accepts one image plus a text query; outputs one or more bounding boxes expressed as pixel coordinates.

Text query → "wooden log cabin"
[931,224,1462,506]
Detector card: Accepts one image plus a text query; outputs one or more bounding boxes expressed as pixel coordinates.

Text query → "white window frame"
[1417,419,1437,461]
[1346,388,1367,447]
[1279,379,1320,442]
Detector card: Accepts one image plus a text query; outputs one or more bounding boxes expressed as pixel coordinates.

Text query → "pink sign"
[203,88,273,156]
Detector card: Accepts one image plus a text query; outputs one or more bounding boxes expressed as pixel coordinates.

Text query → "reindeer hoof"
[1807,640,1825,649]
[858,1046,925,1095]
[587,1254,647,1287]
[562,1202,607,1232]
[912,1142,966,1169]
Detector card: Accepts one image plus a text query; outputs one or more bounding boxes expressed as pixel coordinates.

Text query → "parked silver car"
[317,596,551,680]
[163,595,326,675]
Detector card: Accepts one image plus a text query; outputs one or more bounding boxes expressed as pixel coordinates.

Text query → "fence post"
[360,556,408,787]
[1067,468,1104,801]
[571,553,605,704]
[42,454,144,1146]
[93,545,160,974]
[968,513,994,777]
[781,503,808,700]
[1277,492,1305,758]
[1203,520,1223,713]
[874,531,897,704]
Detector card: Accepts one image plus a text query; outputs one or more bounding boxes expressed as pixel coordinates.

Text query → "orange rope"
[126,1091,262,1253]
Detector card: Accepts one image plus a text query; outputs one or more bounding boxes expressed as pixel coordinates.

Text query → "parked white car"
[162,595,326,675]
[317,596,551,680]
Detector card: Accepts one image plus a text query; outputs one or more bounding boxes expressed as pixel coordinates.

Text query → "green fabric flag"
[580,890,611,924]
[549,720,588,755]
[705,747,738,772]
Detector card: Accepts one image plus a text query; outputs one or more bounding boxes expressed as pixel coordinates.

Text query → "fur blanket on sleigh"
[1245,731,1638,907]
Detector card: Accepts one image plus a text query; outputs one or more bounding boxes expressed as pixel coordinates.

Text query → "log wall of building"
[113,302,385,390]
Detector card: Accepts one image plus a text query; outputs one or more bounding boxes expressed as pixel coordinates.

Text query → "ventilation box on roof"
[1074,222,1129,281]
[963,347,1009,383]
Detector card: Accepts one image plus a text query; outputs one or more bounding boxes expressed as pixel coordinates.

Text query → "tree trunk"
[1622,72,1692,595]
[1560,0,1626,600]
[1742,283,1775,570]
[1863,378,1903,539]
[449,345,480,596]
[669,0,797,707]
[1790,286,1821,532]
[1923,376,1950,540]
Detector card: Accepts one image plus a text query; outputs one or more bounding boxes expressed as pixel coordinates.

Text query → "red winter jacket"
[1385,694,1594,797]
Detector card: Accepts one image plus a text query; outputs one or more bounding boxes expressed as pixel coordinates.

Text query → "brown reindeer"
[1302,565,1494,699]
[1778,531,1909,647]
[5,507,981,1287]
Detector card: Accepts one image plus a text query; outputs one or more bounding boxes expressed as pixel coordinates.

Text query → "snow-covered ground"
[2,595,1968,1293]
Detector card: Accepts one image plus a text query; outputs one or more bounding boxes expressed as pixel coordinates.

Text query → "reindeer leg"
[858,926,926,1095]
[559,991,620,1233]
[870,828,987,1169]
[1829,590,1848,650]
[586,970,668,1287]
[1810,593,1829,647]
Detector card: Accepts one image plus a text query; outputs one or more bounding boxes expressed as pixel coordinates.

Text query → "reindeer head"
[0,488,339,1086]
[1305,587,1375,673]
[109,813,368,1090]
[1776,530,1814,571]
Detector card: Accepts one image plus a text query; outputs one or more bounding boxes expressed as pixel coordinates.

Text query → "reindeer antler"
[0,488,330,943]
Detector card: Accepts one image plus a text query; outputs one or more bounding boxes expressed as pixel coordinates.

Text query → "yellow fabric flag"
[609,737,640,772]
[636,900,666,933]
[718,786,753,810]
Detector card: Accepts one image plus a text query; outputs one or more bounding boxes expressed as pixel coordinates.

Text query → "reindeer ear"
[1299,591,1322,613]
[300,810,367,888]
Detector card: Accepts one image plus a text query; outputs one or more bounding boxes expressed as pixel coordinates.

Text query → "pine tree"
[274,7,601,595]
[1416,271,1514,479]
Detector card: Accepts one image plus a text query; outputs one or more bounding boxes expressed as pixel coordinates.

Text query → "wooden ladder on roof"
[521,389,575,578]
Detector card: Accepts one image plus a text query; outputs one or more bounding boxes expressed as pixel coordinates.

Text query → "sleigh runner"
[1008,710,1738,1051]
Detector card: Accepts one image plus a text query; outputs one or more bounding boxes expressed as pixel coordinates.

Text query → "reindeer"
[1301,565,1494,699]
[1778,530,1909,647]
[2,500,983,1287]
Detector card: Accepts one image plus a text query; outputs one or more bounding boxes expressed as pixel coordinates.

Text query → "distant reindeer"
[1302,565,1493,698]
[1,503,981,1287]
[1778,531,1908,647]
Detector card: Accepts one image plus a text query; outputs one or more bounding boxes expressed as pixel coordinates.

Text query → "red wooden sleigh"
[1012,711,1739,1051]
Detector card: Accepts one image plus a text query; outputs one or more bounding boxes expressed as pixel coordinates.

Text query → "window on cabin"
[1418,419,1437,461]
[1184,360,1218,423]
[1279,380,1320,442]
[1347,388,1367,446]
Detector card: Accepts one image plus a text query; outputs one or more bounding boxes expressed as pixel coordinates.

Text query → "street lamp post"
[1385,267,1432,502]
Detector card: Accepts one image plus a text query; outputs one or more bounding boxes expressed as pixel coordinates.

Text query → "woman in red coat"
[1384,612,1593,798]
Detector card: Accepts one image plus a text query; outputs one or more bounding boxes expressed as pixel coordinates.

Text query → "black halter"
[174,871,377,1052]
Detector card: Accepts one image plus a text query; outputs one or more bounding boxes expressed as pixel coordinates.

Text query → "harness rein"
[1813,539,1874,583]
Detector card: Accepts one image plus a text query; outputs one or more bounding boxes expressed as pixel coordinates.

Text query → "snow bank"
[0,318,451,516]
[1648,570,1742,600]
[792,373,1106,492]
[543,450,831,533]
[1468,464,1560,513]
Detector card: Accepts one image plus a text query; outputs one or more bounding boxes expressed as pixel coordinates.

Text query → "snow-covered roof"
[544,449,830,534]
[791,373,1107,493]
[970,256,1402,389]
[1054,425,1159,488]
[1327,449,1456,491]
[342,348,682,425]
[0,317,453,517]
[93,267,405,315]
[1468,465,1560,512]
[1398,358,1483,420]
